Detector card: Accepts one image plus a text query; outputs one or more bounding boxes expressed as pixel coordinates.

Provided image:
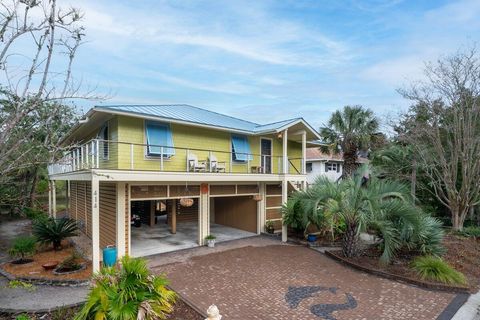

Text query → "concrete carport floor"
[130,218,256,257]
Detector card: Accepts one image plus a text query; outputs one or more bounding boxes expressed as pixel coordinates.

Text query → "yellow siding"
[103,115,302,173]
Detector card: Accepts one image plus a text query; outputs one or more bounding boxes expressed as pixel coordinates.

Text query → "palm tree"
[320,105,379,177]
[283,166,444,263]
[75,256,177,320]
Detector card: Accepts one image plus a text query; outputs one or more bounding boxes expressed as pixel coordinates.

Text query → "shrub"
[205,234,216,240]
[75,256,177,320]
[457,226,480,238]
[32,217,78,250]
[22,207,48,222]
[56,250,83,272]
[412,256,467,285]
[8,236,36,263]
[15,315,31,320]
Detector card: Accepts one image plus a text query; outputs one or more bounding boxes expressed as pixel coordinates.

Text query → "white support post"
[198,184,209,246]
[160,147,164,171]
[257,182,266,234]
[302,131,307,174]
[281,179,288,242]
[209,151,212,172]
[51,181,57,219]
[48,181,52,217]
[96,140,100,169]
[282,129,288,174]
[91,177,100,272]
[90,141,95,168]
[116,182,126,258]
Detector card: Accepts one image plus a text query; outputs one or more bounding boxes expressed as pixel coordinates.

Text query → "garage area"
[129,184,260,257]
[130,198,200,257]
[210,196,258,241]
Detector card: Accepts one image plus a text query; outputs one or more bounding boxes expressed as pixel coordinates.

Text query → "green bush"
[412,256,467,285]
[8,236,36,262]
[23,207,48,222]
[75,256,177,320]
[57,251,83,272]
[32,217,78,250]
[457,226,480,238]
[15,314,31,320]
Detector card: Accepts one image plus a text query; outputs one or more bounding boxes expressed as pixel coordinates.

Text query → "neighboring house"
[47,104,320,271]
[306,148,368,184]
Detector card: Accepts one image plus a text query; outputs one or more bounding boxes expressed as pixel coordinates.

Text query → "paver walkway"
[150,237,458,320]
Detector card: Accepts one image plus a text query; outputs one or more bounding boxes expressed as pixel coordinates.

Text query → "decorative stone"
[205,304,222,320]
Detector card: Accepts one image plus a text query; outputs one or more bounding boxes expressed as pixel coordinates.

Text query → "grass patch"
[412,256,467,285]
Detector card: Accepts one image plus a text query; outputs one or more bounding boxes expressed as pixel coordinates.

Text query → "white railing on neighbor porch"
[47,139,305,176]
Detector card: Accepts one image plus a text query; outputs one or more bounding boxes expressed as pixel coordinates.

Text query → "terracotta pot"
[42,261,59,270]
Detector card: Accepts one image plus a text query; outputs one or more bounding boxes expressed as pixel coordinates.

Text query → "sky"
[63,0,480,130]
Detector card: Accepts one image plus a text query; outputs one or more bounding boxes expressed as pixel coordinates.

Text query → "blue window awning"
[231,135,253,161]
[145,121,175,156]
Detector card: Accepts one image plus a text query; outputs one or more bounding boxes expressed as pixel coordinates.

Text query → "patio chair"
[209,154,226,172]
[187,153,207,172]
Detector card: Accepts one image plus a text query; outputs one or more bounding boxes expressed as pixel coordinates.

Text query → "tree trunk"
[411,156,417,201]
[342,143,358,178]
[342,221,359,258]
[28,166,39,208]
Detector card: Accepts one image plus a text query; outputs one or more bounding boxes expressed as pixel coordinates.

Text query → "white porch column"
[116,182,126,258]
[198,184,210,246]
[301,131,307,175]
[51,181,57,218]
[48,181,52,217]
[257,182,266,234]
[282,129,288,174]
[281,179,288,242]
[91,177,100,272]
[281,129,289,242]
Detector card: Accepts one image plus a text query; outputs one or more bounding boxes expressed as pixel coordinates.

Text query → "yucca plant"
[412,256,467,285]
[8,236,36,263]
[75,256,177,320]
[32,217,78,250]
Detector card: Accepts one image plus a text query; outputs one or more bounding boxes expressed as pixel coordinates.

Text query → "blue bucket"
[103,246,117,267]
[307,234,317,242]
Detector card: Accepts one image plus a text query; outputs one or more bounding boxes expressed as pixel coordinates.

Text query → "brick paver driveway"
[149,237,457,320]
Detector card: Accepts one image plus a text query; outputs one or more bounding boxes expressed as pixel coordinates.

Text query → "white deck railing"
[48,139,305,175]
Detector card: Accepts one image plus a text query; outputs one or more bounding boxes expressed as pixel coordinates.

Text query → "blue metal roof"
[95,104,304,134]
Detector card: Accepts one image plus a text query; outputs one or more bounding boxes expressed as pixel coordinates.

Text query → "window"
[98,124,109,159]
[325,162,340,172]
[306,162,313,173]
[145,121,175,157]
[231,135,253,162]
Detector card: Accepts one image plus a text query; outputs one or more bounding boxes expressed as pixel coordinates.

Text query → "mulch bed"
[0,298,203,320]
[289,233,342,247]
[1,244,91,281]
[442,233,480,290]
[326,233,478,293]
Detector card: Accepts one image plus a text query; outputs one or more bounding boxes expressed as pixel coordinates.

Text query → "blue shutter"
[145,121,175,156]
[231,135,253,162]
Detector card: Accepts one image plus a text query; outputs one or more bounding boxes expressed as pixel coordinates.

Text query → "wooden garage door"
[214,196,257,233]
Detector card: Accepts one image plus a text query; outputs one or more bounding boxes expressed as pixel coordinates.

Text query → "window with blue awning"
[231,135,253,162]
[145,121,175,157]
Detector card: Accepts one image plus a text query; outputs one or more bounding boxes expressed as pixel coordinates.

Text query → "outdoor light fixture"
[180,198,194,207]
[253,194,262,201]
[277,132,283,139]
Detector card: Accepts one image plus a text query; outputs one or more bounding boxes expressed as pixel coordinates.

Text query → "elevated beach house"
[47,105,320,271]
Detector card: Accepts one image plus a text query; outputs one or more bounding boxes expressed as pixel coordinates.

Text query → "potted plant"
[265,220,275,234]
[205,235,216,247]
[8,236,36,264]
